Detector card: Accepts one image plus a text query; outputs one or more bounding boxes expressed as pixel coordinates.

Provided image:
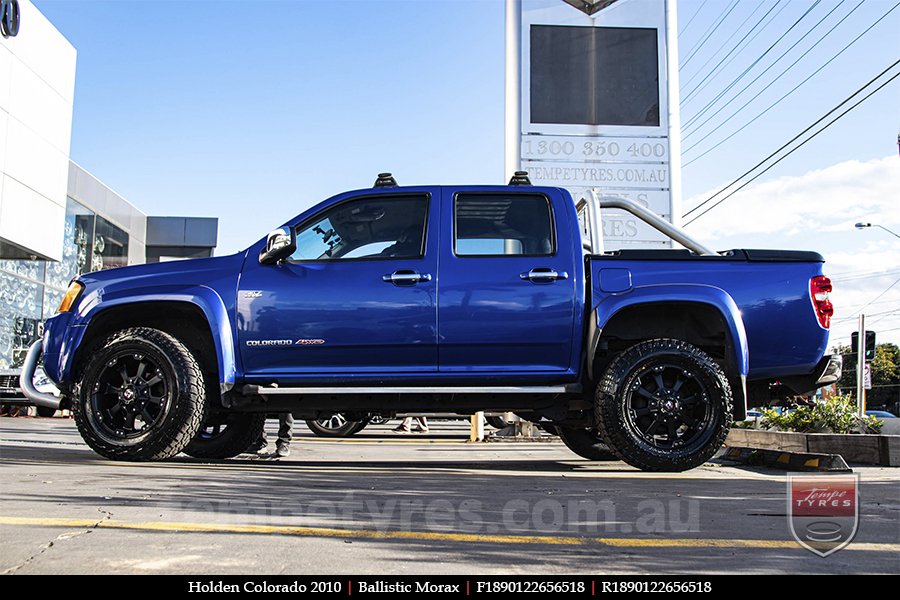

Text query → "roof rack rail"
[508,171,531,186]
[374,172,397,188]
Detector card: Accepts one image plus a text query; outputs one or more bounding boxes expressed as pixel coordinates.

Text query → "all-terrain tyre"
[557,427,618,461]
[595,338,732,472]
[71,327,207,461]
[183,412,266,459]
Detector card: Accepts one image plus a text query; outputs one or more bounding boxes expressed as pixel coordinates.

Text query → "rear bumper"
[778,354,842,396]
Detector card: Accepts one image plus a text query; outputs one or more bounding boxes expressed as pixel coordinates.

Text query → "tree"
[835,342,900,413]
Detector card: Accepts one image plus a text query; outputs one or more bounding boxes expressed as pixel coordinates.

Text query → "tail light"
[810,276,833,329]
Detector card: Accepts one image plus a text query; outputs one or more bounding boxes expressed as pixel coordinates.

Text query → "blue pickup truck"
[22,173,840,471]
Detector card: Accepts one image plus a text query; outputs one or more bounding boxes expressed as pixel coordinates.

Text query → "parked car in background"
[1,367,59,417]
[866,410,897,419]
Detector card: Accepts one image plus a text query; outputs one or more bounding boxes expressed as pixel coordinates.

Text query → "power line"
[830,264,900,278]
[682,0,823,128]
[683,70,900,225]
[680,1,775,97]
[683,0,900,164]
[681,1,791,108]
[839,301,900,316]
[682,60,900,224]
[685,0,862,142]
[684,0,853,140]
[869,311,900,326]
[679,0,709,38]
[831,268,900,283]
[834,308,900,323]
[846,276,900,319]
[680,0,740,70]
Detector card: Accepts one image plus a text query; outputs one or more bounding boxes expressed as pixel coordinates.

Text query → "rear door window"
[454,194,555,257]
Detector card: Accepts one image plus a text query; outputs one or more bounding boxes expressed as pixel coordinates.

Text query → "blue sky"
[33,0,900,344]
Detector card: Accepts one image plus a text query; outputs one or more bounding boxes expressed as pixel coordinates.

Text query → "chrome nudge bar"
[19,341,61,410]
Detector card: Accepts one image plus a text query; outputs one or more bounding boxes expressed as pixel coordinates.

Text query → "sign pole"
[856,314,866,417]
[664,0,683,226]
[504,0,521,182]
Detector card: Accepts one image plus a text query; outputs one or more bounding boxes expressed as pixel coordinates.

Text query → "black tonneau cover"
[591,249,824,262]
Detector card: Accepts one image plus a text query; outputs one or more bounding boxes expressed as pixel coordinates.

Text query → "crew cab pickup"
[23,174,840,471]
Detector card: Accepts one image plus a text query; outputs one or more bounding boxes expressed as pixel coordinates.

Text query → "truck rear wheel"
[183,412,265,459]
[72,327,207,461]
[557,427,618,461]
[595,339,732,472]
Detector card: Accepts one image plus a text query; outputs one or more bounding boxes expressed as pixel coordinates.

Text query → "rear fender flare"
[589,284,749,381]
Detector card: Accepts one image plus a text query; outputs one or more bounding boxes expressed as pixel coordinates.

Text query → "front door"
[437,188,578,373]
[237,190,439,377]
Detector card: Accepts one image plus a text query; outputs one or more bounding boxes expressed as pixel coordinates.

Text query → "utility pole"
[856,313,866,417]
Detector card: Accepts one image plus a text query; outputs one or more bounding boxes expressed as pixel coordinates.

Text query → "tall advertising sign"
[506,0,681,249]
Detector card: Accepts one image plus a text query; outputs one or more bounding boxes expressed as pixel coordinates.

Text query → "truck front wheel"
[183,412,266,459]
[72,327,207,461]
[596,339,732,472]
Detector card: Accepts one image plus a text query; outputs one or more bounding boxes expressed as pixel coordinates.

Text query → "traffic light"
[851,330,876,361]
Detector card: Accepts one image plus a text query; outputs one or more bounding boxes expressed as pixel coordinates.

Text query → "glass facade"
[0,198,129,368]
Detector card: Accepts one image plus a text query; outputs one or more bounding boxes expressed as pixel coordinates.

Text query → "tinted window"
[291,195,428,261]
[455,194,554,257]
[93,216,129,271]
[530,25,659,126]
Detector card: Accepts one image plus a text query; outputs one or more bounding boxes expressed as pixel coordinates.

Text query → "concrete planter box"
[726,428,900,466]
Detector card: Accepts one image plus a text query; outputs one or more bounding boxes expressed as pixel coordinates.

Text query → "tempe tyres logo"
[1,0,20,38]
[788,474,859,557]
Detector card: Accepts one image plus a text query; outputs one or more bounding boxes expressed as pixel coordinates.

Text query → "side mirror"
[258,228,296,265]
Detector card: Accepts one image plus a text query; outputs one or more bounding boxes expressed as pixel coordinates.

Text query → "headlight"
[57,281,84,313]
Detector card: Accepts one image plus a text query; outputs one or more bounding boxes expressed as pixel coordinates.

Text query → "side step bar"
[243,385,571,396]
[19,341,61,410]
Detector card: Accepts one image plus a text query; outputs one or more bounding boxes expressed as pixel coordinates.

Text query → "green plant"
[760,395,883,434]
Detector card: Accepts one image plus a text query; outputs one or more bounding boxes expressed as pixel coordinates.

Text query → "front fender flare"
[65,285,236,387]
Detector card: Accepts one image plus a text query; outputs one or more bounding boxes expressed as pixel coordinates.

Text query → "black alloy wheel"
[72,327,206,461]
[596,338,732,472]
[87,351,171,440]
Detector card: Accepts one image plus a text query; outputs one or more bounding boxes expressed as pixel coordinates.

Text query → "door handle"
[383,270,432,285]
[520,268,569,283]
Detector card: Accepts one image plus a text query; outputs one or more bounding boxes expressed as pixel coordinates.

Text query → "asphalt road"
[1,416,898,575]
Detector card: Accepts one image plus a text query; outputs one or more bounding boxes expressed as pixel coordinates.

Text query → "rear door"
[237,189,439,376]
[437,188,578,373]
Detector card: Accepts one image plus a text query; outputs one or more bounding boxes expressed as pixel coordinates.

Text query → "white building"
[0,0,76,261]
[0,1,217,376]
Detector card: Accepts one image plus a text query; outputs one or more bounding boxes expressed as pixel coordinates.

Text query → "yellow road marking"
[1,516,897,552]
